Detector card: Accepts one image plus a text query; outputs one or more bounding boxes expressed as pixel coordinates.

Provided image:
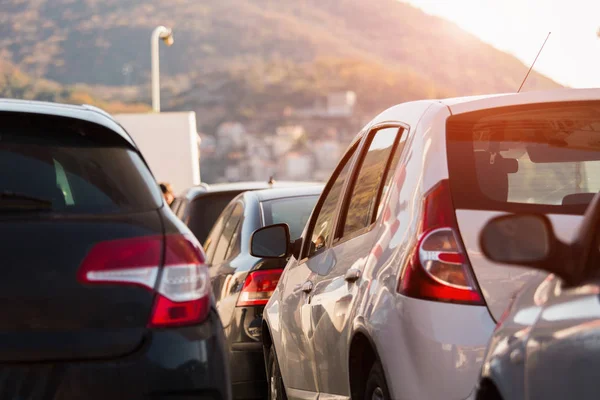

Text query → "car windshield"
[0,113,162,213]
[262,195,319,239]
[447,101,600,214]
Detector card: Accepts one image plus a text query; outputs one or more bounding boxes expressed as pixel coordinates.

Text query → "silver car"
[475,192,600,400]
[251,89,600,400]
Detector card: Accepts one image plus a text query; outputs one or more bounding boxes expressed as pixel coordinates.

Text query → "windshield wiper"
[0,191,53,209]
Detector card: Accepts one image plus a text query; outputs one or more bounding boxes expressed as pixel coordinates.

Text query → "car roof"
[0,99,135,147]
[442,88,600,114]
[369,88,600,129]
[180,181,322,200]
[249,185,324,202]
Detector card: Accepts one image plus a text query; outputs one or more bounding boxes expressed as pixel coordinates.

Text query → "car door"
[307,126,407,396]
[525,277,600,400]
[276,143,359,398]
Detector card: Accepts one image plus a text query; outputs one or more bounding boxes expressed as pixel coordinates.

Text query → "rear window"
[447,101,600,214]
[0,112,161,213]
[262,195,319,239]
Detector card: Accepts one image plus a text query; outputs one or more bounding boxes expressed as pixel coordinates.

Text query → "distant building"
[293,91,357,118]
[326,91,357,117]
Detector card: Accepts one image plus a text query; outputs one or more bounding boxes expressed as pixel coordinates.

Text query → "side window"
[54,159,74,205]
[376,129,407,220]
[211,203,244,265]
[204,204,234,264]
[341,127,403,239]
[305,143,358,259]
[224,208,244,261]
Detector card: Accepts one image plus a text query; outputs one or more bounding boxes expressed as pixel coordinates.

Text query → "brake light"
[237,269,283,307]
[398,180,484,305]
[78,234,211,328]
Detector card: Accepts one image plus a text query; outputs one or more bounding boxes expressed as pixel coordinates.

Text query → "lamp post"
[151,26,174,112]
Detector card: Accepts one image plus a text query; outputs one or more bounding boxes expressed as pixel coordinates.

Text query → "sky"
[403,0,600,88]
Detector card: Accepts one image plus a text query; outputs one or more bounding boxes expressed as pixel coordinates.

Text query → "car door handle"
[299,280,313,294]
[344,268,361,283]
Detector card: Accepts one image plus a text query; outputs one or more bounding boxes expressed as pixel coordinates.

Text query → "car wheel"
[364,361,391,400]
[267,346,287,400]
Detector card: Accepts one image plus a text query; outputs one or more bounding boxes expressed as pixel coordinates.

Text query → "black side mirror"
[481,214,553,264]
[480,214,574,284]
[250,224,291,259]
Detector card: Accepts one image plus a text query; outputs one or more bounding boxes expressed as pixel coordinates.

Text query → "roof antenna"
[518,32,551,93]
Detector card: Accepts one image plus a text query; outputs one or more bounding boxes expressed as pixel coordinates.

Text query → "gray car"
[475,192,600,400]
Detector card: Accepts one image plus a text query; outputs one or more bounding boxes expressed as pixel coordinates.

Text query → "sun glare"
[403,0,600,88]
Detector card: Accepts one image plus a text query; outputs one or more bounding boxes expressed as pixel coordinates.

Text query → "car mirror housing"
[250,224,291,259]
[480,213,577,284]
[481,214,553,264]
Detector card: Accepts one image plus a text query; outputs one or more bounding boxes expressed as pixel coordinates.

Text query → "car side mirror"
[250,224,291,259]
[481,214,553,264]
[480,214,575,284]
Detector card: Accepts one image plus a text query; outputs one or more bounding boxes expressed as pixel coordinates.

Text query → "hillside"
[0,0,561,131]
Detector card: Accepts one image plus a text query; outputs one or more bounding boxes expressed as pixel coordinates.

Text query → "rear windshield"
[447,101,600,215]
[262,195,319,239]
[186,192,243,243]
[0,112,162,213]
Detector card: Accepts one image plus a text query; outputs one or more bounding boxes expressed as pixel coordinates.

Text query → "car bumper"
[227,306,267,400]
[372,295,495,400]
[0,309,231,400]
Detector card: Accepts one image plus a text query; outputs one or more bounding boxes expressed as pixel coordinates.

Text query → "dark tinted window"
[305,144,358,258]
[342,128,401,237]
[262,195,319,240]
[204,204,233,263]
[447,101,600,215]
[212,203,244,265]
[0,113,161,213]
[187,191,242,243]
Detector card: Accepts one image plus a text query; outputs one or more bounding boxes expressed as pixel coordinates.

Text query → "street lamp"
[151,26,174,112]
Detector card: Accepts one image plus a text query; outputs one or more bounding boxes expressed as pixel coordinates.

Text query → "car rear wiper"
[0,191,53,209]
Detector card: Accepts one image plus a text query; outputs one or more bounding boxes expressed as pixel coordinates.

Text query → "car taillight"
[398,180,484,305]
[237,269,283,307]
[78,234,211,328]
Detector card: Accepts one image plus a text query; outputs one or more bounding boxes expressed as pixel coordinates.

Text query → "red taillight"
[78,234,211,328]
[398,180,484,305]
[237,269,283,307]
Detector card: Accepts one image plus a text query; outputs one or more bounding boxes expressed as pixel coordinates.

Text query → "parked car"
[204,186,322,399]
[475,191,600,400]
[0,99,230,399]
[172,180,318,244]
[251,89,600,400]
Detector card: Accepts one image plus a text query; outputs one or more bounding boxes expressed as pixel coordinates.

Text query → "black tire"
[364,361,391,400]
[267,346,287,400]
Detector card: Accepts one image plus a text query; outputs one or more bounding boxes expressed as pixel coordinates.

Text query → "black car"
[203,186,322,399]
[0,100,230,400]
[172,181,319,245]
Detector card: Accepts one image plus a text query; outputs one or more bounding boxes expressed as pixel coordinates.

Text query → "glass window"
[204,204,233,263]
[447,101,600,214]
[306,144,358,258]
[0,114,162,213]
[377,130,407,220]
[187,192,243,244]
[212,203,244,265]
[262,195,320,240]
[342,128,401,237]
